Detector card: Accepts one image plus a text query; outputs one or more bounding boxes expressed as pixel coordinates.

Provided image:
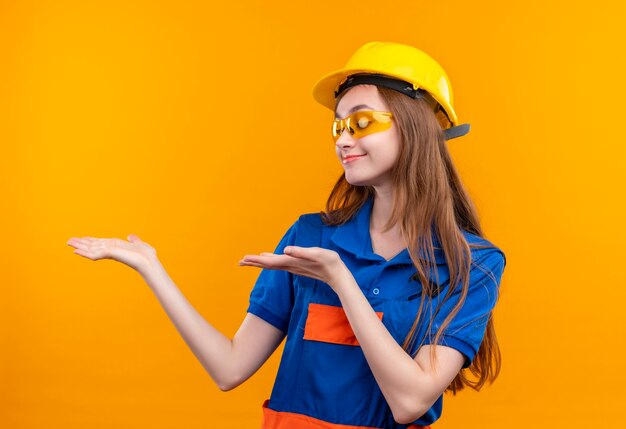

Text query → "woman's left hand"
[238,246,349,292]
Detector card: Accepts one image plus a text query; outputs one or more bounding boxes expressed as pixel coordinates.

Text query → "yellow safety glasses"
[332,110,393,142]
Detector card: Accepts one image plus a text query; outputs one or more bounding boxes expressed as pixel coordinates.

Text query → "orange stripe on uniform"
[303,303,383,346]
[261,400,431,429]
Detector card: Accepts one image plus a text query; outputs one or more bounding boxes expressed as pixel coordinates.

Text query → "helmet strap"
[443,124,470,140]
[335,73,427,101]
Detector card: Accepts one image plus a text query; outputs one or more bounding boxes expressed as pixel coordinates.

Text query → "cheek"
[386,130,402,161]
[360,130,401,160]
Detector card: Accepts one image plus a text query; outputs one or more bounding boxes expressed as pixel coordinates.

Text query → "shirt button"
[372,288,380,295]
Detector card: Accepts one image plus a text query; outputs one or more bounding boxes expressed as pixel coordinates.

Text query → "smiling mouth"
[342,154,366,164]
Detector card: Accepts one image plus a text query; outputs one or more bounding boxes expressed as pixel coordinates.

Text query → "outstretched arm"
[67,235,285,392]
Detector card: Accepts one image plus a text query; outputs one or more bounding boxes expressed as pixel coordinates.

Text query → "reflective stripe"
[261,400,431,429]
[303,303,383,346]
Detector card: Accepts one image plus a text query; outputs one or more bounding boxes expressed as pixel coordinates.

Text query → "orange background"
[1,1,624,428]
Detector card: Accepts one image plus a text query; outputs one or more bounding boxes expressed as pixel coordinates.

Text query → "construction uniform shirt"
[247,195,507,429]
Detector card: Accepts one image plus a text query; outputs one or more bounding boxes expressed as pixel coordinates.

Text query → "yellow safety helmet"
[311,41,470,140]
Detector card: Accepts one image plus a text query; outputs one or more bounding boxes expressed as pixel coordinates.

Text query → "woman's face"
[334,84,401,188]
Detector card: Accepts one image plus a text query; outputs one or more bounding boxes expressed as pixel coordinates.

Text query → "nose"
[335,127,356,149]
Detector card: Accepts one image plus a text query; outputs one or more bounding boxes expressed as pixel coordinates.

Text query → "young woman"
[67,41,506,429]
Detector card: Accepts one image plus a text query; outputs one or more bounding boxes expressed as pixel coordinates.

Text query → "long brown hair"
[320,85,501,394]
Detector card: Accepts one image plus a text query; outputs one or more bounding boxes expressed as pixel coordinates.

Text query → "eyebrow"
[335,104,376,119]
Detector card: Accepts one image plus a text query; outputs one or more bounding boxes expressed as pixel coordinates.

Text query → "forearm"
[138,258,235,391]
[333,270,429,423]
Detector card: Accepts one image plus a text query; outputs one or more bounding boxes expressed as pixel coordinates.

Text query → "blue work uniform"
[247,194,507,429]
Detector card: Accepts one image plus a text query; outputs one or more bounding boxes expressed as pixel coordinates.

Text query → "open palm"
[66,234,157,273]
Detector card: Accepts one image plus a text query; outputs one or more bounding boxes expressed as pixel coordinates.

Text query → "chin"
[344,174,372,187]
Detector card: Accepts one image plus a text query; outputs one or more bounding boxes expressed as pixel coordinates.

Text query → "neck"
[370,188,395,232]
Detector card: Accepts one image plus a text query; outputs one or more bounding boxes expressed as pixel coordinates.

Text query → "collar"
[329,195,446,265]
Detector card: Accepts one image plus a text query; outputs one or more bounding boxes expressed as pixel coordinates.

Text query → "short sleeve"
[246,219,299,334]
[422,248,506,369]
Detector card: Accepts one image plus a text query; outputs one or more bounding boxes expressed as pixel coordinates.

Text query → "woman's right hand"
[66,234,158,274]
